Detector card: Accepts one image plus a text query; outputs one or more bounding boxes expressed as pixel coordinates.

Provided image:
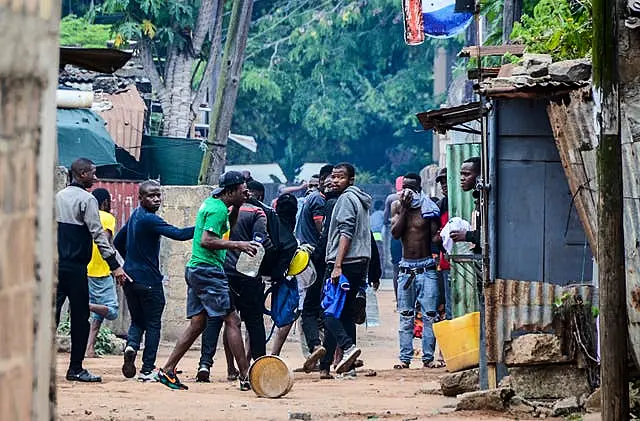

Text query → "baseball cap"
[435,167,447,183]
[212,171,246,196]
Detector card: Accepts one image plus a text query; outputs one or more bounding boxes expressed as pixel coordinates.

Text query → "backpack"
[254,197,298,279]
[264,277,300,341]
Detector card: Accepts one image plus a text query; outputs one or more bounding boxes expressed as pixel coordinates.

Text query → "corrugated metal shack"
[417,64,597,386]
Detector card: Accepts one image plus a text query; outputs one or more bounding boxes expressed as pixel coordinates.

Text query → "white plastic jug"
[236,233,265,277]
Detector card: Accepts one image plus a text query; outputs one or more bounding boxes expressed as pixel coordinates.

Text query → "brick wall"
[0,2,60,421]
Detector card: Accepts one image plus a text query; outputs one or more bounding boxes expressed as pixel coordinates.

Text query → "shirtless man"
[390,172,441,369]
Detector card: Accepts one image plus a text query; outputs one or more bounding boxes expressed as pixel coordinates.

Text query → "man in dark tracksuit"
[56,158,127,382]
[114,180,194,381]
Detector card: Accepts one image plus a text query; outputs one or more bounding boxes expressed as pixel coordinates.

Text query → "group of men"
[55,157,381,390]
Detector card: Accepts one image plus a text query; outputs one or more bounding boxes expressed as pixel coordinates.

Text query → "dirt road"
[56,282,517,421]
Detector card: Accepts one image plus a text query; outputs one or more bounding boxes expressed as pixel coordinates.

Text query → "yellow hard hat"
[287,249,310,276]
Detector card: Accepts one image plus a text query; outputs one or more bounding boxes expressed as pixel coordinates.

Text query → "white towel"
[440,217,471,254]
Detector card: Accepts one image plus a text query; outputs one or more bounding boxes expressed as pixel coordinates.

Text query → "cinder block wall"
[0,2,60,421]
[157,186,212,342]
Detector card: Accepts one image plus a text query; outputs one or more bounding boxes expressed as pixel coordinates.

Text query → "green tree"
[230,0,459,180]
[59,15,112,48]
[102,0,226,137]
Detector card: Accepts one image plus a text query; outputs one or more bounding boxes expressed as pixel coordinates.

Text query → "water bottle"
[236,233,265,277]
[366,286,380,327]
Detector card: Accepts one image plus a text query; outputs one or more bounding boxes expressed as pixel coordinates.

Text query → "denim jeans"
[319,260,368,371]
[397,257,438,364]
[123,282,165,373]
[442,269,452,320]
[199,315,224,369]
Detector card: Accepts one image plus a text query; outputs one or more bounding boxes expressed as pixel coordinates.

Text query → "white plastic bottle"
[236,233,265,277]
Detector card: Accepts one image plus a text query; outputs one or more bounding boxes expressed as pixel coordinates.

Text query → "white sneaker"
[137,369,158,382]
[335,346,361,374]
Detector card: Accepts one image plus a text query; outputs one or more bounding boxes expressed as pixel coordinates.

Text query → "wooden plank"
[459,44,526,58]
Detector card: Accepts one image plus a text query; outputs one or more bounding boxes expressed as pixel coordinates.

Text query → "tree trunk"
[502,0,522,43]
[594,0,628,419]
[199,0,254,185]
[161,52,195,137]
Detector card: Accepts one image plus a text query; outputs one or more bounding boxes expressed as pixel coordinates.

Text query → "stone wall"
[157,186,212,342]
[0,2,60,421]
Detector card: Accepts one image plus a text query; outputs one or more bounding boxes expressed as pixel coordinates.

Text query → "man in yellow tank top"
[86,188,120,358]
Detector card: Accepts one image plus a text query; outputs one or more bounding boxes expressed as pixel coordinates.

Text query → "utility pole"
[593,0,628,419]
[198,0,254,185]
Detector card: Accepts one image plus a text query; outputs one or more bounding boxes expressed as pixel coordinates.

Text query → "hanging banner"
[423,0,473,39]
[403,0,425,46]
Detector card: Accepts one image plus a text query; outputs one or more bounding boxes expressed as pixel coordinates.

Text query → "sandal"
[423,360,445,369]
[393,362,411,369]
[319,370,334,380]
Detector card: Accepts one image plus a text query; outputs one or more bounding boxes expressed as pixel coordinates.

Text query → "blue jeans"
[397,257,438,364]
[123,282,165,373]
[442,269,452,320]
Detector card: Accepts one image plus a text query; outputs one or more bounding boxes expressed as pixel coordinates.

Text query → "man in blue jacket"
[56,158,128,383]
[114,180,195,381]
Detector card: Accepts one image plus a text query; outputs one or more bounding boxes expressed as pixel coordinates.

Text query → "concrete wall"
[0,2,60,421]
[157,186,211,342]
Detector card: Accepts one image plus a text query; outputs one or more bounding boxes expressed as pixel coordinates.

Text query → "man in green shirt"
[157,171,257,391]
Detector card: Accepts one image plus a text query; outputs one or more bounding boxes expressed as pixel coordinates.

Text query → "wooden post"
[501,0,522,43]
[198,0,254,185]
[593,0,628,419]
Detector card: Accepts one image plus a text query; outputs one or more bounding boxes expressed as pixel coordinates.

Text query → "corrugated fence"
[446,142,482,317]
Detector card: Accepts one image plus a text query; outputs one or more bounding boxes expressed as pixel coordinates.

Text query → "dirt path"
[56,282,518,421]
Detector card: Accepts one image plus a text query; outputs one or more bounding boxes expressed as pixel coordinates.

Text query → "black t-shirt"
[295,191,326,246]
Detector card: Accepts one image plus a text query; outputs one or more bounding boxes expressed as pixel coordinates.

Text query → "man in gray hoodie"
[319,162,372,378]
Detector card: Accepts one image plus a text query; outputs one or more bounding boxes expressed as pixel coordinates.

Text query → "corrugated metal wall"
[549,88,640,368]
[485,278,595,363]
[446,142,481,317]
[92,180,139,229]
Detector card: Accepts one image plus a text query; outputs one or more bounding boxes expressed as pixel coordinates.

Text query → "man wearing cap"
[435,168,452,319]
[114,180,195,382]
[157,171,257,391]
[197,179,274,383]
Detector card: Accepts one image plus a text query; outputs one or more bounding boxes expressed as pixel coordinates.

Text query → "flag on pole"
[423,0,473,39]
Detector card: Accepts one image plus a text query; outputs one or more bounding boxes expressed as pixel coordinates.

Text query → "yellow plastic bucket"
[432,311,480,372]
[248,355,294,398]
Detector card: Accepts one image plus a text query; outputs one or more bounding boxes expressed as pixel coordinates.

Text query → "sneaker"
[239,375,251,391]
[66,368,102,382]
[303,345,326,373]
[354,290,367,325]
[335,345,361,374]
[122,346,137,379]
[137,369,158,382]
[196,365,210,383]
[157,368,189,390]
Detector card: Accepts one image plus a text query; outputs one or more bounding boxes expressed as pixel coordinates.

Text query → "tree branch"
[192,0,218,56]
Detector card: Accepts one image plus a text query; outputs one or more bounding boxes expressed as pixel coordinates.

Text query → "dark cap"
[435,167,447,183]
[212,171,246,196]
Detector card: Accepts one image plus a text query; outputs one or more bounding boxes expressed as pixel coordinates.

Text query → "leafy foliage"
[57,315,118,356]
[59,15,113,47]
[230,0,460,180]
[510,0,592,60]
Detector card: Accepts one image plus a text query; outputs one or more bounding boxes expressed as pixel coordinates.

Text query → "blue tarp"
[57,108,117,168]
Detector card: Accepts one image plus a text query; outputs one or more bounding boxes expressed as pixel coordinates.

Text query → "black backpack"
[253,199,297,279]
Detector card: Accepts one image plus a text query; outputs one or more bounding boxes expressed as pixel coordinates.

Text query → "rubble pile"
[440,333,599,418]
